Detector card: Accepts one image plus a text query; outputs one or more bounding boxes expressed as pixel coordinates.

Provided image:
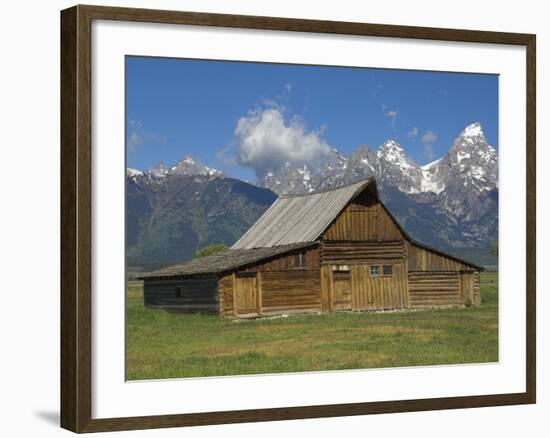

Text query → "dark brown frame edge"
[60,4,536,433]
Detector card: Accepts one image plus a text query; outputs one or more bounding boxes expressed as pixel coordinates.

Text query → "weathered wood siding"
[260,270,321,315]
[320,265,333,312]
[473,271,481,304]
[351,263,408,310]
[221,269,321,318]
[321,241,405,264]
[242,246,320,272]
[321,263,407,311]
[408,271,462,308]
[234,273,259,316]
[332,270,352,311]
[218,274,234,317]
[460,272,474,304]
[143,276,218,313]
[322,191,404,242]
[407,243,474,271]
[216,246,322,318]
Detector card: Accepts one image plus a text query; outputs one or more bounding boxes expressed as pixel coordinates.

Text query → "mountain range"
[127,122,498,269]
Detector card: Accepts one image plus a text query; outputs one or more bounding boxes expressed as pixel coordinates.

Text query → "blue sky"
[126,56,498,180]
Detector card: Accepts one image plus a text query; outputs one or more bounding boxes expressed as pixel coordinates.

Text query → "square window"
[383,265,393,276]
[370,265,380,277]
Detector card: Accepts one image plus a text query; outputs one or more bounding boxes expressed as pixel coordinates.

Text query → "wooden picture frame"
[60,4,536,433]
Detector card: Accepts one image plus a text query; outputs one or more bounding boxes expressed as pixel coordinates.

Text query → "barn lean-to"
[139,178,482,317]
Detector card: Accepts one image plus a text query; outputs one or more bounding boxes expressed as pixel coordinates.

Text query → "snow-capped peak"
[151,161,169,178]
[378,140,406,160]
[126,168,144,177]
[170,155,223,177]
[377,139,416,172]
[460,122,484,139]
[128,155,224,179]
[379,139,403,152]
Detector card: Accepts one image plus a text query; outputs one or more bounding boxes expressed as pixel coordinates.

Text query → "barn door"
[234,273,259,316]
[332,270,352,311]
[460,272,474,305]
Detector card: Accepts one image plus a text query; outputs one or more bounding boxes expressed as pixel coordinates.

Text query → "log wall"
[320,263,407,311]
[220,270,322,318]
[321,241,406,264]
[473,271,481,304]
[408,271,462,308]
[260,270,321,315]
[407,243,475,271]
[243,246,320,272]
[320,265,333,313]
[218,274,234,317]
[351,263,408,310]
[460,272,474,304]
[143,276,218,313]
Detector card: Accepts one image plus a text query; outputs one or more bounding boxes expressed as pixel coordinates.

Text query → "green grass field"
[126,272,498,380]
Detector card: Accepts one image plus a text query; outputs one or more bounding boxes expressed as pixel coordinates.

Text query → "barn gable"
[321,187,406,242]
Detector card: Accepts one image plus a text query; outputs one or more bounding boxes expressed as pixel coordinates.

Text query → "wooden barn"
[139,178,483,317]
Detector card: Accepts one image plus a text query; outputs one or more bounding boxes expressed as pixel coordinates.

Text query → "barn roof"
[138,242,316,279]
[232,178,375,249]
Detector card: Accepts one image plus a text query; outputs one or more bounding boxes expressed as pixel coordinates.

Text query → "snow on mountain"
[126,168,144,178]
[259,122,496,198]
[377,140,424,194]
[377,140,411,169]
[126,122,498,251]
[442,122,498,193]
[134,156,224,180]
[420,158,445,194]
[256,122,498,249]
[460,121,484,139]
[421,158,442,170]
[263,162,316,194]
[169,155,224,177]
[150,161,169,178]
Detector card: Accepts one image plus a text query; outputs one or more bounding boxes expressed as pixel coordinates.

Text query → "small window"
[175,287,182,298]
[382,265,394,277]
[370,265,380,277]
[295,252,306,268]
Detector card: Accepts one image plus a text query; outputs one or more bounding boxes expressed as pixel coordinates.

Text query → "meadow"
[126,272,498,380]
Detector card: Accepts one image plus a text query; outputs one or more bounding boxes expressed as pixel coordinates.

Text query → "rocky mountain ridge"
[126,122,498,267]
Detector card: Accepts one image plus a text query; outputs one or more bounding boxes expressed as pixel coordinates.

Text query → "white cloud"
[421,130,438,144]
[408,126,419,139]
[234,107,331,177]
[128,131,144,151]
[126,121,166,152]
[385,109,399,124]
[421,129,438,161]
[284,82,293,93]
